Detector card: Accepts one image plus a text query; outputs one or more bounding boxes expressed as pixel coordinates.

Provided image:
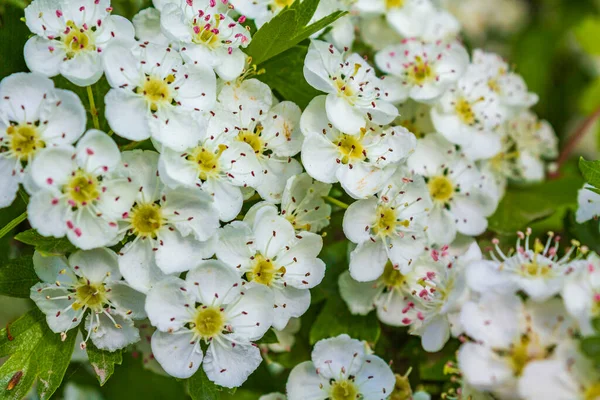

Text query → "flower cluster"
[2,0,588,397]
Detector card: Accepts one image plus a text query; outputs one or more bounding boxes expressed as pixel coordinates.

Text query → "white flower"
[30,248,146,351]
[158,0,251,81]
[343,168,431,280]
[471,49,538,115]
[301,95,416,199]
[23,0,134,86]
[27,130,136,250]
[407,134,497,245]
[518,340,600,400]
[215,206,326,330]
[576,184,600,224]
[210,79,303,203]
[357,15,402,52]
[467,230,585,302]
[375,39,469,103]
[311,0,356,50]
[303,40,398,134]
[259,394,286,400]
[430,67,506,160]
[132,8,171,45]
[145,260,274,387]
[103,41,216,150]
[458,293,575,399]
[114,150,220,293]
[562,252,600,336]
[286,334,395,400]
[0,72,86,208]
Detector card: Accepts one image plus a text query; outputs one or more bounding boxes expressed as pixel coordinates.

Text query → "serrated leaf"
[83,331,123,386]
[0,309,76,400]
[254,328,279,344]
[309,296,380,345]
[580,157,600,189]
[188,368,221,400]
[0,256,39,298]
[14,229,76,256]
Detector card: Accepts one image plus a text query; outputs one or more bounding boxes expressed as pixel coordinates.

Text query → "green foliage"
[15,229,76,256]
[488,175,583,234]
[579,77,600,115]
[245,0,346,65]
[0,309,76,400]
[0,4,28,78]
[0,256,39,298]
[309,296,381,345]
[581,335,600,367]
[580,157,600,192]
[82,331,123,386]
[574,16,600,56]
[188,369,221,400]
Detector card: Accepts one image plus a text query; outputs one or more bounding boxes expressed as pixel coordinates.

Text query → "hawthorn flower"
[132,8,171,45]
[286,334,395,400]
[215,206,326,330]
[303,40,398,134]
[211,79,303,203]
[576,184,600,224]
[103,41,216,150]
[562,252,600,336]
[430,68,506,160]
[458,294,575,399]
[23,0,134,86]
[375,38,469,103]
[342,168,431,281]
[312,1,356,50]
[158,0,251,81]
[30,248,146,351]
[519,341,600,400]
[0,72,86,208]
[301,95,416,199]
[28,130,136,250]
[467,230,586,302]
[114,150,220,293]
[407,134,497,245]
[145,260,274,387]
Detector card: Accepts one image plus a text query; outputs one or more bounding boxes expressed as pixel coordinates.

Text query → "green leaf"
[254,328,279,344]
[593,317,600,333]
[581,336,600,359]
[488,175,583,234]
[188,368,221,400]
[245,0,346,65]
[83,332,123,386]
[0,256,39,298]
[574,17,600,56]
[14,229,76,256]
[309,296,381,345]
[579,77,600,115]
[257,45,323,108]
[580,157,600,189]
[0,309,76,400]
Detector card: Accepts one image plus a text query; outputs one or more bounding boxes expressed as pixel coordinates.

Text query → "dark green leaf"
[0,256,39,298]
[581,336,600,359]
[309,296,380,345]
[290,0,319,27]
[83,332,123,386]
[580,157,600,189]
[488,175,583,234]
[593,317,600,333]
[255,328,279,344]
[14,229,76,256]
[257,45,323,109]
[0,4,29,78]
[188,368,221,400]
[0,309,76,400]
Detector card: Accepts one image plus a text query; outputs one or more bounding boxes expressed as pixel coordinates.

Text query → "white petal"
[204,178,245,222]
[253,211,296,259]
[119,240,169,294]
[0,72,53,120]
[343,197,377,243]
[41,89,87,145]
[271,286,310,331]
[426,206,457,246]
[349,240,388,282]
[457,342,514,391]
[227,284,274,340]
[104,90,151,141]
[106,281,147,319]
[254,157,303,203]
[151,329,202,378]
[518,360,579,400]
[23,37,64,78]
[87,311,140,351]
[261,101,303,157]
[325,94,366,135]
[145,276,194,332]
[27,189,69,238]
[30,146,75,189]
[66,208,118,250]
[32,251,72,284]
[337,163,393,199]
[286,361,328,400]
[203,339,262,388]
[75,130,121,174]
[301,135,339,184]
[102,41,139,89]
[155,228,214,274]
[354,355,395,399]
[214,47,247,82]
[215,221,254,269]
[420,316,450,352]
[59,52,104,86]
[118,150,162,202]
[0,158,19,208]
[162,187,220,241]
[338,271,379,315]
[30,283,80,333]
[311,334,365,380]
[176,64,217,111]
[149,107,205,151]
[68,248,120,283]
[185,260,241,306]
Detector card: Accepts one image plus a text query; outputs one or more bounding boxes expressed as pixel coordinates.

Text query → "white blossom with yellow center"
[30,248,146,351]
[145,260,274,387]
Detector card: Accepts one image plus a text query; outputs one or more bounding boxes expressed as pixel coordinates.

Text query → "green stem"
[18,188,29,204]
[0,211,27,240]
[323,196,349,209]
[121,141,141,151]
[86,86,100,130]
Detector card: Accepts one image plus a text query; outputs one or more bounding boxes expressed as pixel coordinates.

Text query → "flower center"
[6,124,45,160]
[386,0,405,8]
[408,56,433,85]
[335,78,355,98]
[508,335,546,377]
[381,261,406,288]
[520,261,552,277]
[237,128,263,154]
[428,176,454,203]
[63,21,95,58]
[130,203,164,238]
[373,206,409,237]
[330,379,359,400]
[336,134,366,164]
[72,282,107,312]
[187,145,227,181]
[137,75,174,112]
[65,170,100,206]
[455,98,476,125]
[585,383,600,400]
[488,78,501,93]
[192,306,224,339]
[246,254,284,286]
